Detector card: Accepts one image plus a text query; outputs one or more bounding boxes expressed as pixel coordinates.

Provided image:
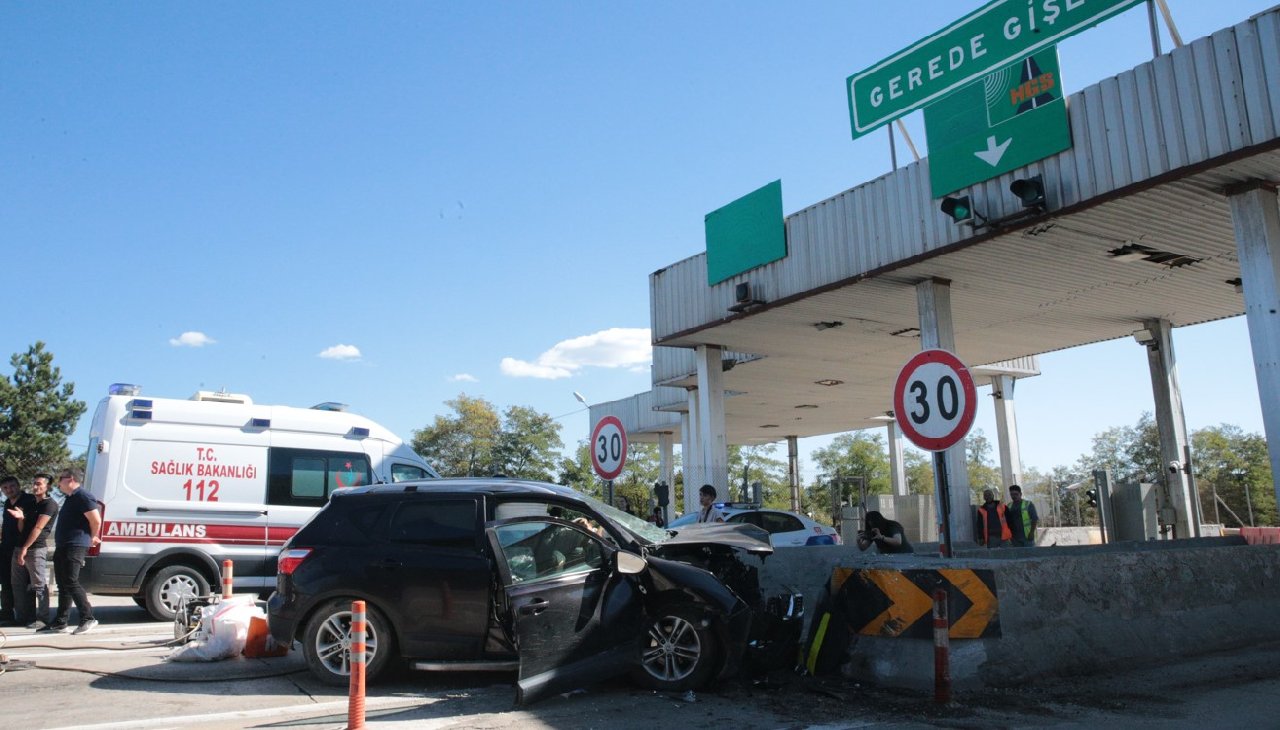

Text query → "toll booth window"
[268,448,373,506]
[388,499,478,549]
[391,464,429,482]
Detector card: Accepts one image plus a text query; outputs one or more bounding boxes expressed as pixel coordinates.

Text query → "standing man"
[1,476,34,626]
[1006,484,1039,547]
[15,473,59,628]
[975,488,1011,549]
[40,469,100,635]
[695,484,726,523]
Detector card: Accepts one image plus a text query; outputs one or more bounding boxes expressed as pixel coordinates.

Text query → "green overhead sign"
[705,180,786,286]
[924,46,1071,197]
[846,0,1143,139]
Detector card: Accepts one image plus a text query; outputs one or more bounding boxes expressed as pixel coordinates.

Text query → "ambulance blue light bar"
[351,427,370,437]
[250,418,271,428]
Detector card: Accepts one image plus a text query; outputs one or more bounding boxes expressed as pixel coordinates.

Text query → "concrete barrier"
[755,537,1280,691]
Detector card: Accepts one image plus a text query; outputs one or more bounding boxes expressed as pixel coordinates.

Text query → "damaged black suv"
[267,479,802,704]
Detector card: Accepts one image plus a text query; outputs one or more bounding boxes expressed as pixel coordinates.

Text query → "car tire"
[632,604,719,692]
[145,565,210,622]
[302,599,396,686]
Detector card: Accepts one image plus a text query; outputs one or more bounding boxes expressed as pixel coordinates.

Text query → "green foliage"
[804,432,890,522]
[904,450,934,495]
[965,429,1002,498]
[727,443,789,509]
[558,439,670,516]
[1191,424,1275,527]
[493,405,563,480]
[412,394,562,480]
[0,342,87,477]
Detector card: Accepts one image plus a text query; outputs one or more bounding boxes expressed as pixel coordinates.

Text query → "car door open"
[486,518,645,705]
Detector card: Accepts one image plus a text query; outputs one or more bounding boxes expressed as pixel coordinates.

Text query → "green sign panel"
[846,0,1143,139]
[705,180,786,286]
[924,46,1071,198]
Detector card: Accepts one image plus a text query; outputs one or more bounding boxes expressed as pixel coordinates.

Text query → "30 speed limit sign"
[590,415,628,480]
[893,349,977,452]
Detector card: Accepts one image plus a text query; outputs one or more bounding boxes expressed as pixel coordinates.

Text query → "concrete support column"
[695,345,729,502]
[885,415,909,497]
[682,393,702,516]
[916,278,974,544]
[787,435,801,512]
[657,431,674,525]
[1228,183,1280,517]
[990,374,1024,490]
[1141,318,1198,539]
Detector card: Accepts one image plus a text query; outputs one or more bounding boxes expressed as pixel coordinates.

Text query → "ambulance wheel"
[145,565,210,622]
[632,604,719,692]
[303,599,396,686]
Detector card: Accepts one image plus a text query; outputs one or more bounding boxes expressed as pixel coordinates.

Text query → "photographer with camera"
[856,510,913,554]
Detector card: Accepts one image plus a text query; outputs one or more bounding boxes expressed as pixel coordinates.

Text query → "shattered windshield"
[582,494,669,545]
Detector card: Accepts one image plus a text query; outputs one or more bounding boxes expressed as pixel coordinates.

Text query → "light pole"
[1062,481,1086,526]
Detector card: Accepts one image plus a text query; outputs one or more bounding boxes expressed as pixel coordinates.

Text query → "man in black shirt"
[1,476,34,626]
[14,473,59,628]
[39,469,101,635]
[857,511,914,554]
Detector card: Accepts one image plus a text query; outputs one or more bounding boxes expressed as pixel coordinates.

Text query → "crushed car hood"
[656,522,773,555]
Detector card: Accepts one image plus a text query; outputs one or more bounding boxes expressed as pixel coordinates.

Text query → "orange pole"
[348,600,366,730]
[221,559,233,599]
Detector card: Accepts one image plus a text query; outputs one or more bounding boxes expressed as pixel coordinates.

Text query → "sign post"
[893,349,978,557]
[590,416,628,508]
[846,0,1143,139]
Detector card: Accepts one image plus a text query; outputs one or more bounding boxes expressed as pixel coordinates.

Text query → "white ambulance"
[81,384,438,620]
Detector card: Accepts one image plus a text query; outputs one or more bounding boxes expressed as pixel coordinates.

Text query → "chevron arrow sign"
[831,567,1000,639]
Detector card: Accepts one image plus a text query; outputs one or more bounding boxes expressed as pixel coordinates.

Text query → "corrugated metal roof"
[620,8,1280,444]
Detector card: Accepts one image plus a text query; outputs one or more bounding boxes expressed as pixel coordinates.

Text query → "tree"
[0,342,87,477]
[727,443,789,508]
[966,429,1002,499]
[493,405,563,481]
[412,394,562,479]
[558,439,669,515]
[904,449,934,495]
[1191,424,1275,527]
[805,432,891,522]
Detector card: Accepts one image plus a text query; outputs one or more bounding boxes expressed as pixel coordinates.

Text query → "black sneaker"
[38,623,68,633]
[72,619,98,635]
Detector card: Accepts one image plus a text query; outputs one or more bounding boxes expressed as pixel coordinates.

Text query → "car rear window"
[296,502,387,545]
[389,499,478,549]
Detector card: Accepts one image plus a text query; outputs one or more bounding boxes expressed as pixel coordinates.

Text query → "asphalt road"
[1,595,1277,729]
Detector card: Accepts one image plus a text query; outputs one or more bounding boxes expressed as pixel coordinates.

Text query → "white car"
[668,503,841,547]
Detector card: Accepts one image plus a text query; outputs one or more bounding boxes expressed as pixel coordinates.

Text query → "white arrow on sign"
[974,135,1012,166]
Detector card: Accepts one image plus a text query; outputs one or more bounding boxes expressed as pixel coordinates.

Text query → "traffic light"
[1009,175,1046,208]
[654,481,669,507]
[1086,489,1099,508]
[940,195,973,224]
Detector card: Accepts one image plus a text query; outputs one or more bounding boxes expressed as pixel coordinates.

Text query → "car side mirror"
[616,551,646,575]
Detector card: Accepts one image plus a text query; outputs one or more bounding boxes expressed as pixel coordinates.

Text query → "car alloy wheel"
[303,599,394,685]
[636,605,717,691]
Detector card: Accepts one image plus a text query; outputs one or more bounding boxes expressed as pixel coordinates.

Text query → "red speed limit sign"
[590,415,628,480]
[893,349,977,452]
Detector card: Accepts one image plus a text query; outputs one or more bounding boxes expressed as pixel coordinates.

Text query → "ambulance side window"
[268,448,373,507]
[391,463,429,482]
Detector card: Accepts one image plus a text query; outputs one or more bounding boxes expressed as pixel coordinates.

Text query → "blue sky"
[2,1,1272,480]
